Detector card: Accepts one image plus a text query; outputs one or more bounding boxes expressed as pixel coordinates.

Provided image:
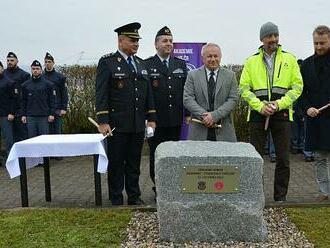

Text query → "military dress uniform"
[95,24,156,205]
[144,54,187,185]
[4,52,30,142]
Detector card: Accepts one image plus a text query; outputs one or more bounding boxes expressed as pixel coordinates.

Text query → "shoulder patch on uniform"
[101,53,114,59]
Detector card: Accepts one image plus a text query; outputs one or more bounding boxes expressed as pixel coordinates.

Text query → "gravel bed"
[121,208,314,248]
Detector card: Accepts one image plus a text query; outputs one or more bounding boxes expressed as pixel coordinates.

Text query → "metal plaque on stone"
[182,165,240,193]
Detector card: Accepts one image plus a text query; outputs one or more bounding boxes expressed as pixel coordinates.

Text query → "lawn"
[286,207,330,248]
[0,208,132,248]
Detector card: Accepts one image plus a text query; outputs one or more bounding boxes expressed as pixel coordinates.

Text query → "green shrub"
[58,65,97,134]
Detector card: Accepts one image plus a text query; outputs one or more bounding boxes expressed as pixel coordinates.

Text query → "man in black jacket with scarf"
[300,25,330,202]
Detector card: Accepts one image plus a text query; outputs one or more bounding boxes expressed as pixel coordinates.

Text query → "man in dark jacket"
[300,25,330,202]
[4,52,30,142]
[95,22,156,206]
[43,52,68,136]
[21,60,55,138]
[144,26,188,198]
[0,61,15,158]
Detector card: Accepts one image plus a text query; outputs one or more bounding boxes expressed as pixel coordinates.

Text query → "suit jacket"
[183,65,238,141]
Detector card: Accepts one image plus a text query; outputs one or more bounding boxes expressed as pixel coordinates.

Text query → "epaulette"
[173,56,185,62]
[101,53,114,59]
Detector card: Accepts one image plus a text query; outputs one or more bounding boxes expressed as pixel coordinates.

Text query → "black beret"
[7,52,17,59]
[114,22,141,39]
[31,60,42,68]
[45,52,54,61]
[156,26,172,38]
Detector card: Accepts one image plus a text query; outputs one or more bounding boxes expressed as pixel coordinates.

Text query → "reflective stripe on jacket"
[239,45,303,122]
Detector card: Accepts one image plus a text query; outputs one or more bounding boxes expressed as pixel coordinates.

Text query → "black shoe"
[305,156,314,162]
[127,198,144,205]
[270,156,276,163]
[111,195,123,206]
[274,196,286,203]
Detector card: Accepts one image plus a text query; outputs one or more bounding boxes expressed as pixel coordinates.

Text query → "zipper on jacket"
[277,62,282,78]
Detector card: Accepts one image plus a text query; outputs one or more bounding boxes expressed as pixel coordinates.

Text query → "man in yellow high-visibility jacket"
[239,22,303,202]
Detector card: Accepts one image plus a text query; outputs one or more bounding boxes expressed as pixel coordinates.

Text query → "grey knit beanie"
[260,22,279,40]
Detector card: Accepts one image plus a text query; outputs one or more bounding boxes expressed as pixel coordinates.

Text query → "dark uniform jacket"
[43,69,68,112]
[0,74,15,117]
[144,55,187,127]
[21,76,56,117]
[300,50,330,150]
[4,67,30,116]
[95,51,156,133]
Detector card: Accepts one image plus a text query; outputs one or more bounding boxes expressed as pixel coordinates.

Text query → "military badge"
[173,68,184,73]
[117,66,121,71]
[152,80,159,87]
[117,81,124,89]
[117,57,122,62]
[197,181,206,190]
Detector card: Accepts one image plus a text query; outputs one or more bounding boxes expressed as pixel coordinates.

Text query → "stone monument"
[155,141,267,242]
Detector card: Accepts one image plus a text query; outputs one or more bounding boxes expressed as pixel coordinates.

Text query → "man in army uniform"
[43,52,68,139]
[144,26,188,199]
[95,22,156,206]
[4,52,30,142]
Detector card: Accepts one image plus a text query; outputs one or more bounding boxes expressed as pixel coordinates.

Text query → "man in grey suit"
[183,43,238,141]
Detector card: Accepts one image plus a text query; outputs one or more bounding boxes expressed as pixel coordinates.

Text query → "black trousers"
[148,126,181,184]
[249,120,291,200]
[107,131,144,202]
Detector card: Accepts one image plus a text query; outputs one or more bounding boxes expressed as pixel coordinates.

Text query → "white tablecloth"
[6,134,108,178]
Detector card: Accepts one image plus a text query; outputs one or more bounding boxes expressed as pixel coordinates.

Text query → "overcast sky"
[1,0,329,68]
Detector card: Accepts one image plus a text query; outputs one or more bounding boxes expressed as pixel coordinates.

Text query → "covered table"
[6,134,108,207]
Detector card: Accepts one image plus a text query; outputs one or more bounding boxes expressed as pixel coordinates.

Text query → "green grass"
[0,208,132,248]
[286,207,330,248]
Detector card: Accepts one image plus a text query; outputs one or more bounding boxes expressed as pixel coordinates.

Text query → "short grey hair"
[201,43,221,56]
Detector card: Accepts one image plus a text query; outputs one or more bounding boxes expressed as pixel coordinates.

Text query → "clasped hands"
[260,101,278,116]
[201,112,217,128]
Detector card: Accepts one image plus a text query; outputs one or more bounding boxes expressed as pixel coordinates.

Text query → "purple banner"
[172,42,206,140]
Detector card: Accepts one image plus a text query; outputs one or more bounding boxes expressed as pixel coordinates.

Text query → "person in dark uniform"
[4,52,30,142]
[43,52,68,137]
[95,22,156,206]
[144,26,188,198]
[21,60,55,138]
[0,61,15,159]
